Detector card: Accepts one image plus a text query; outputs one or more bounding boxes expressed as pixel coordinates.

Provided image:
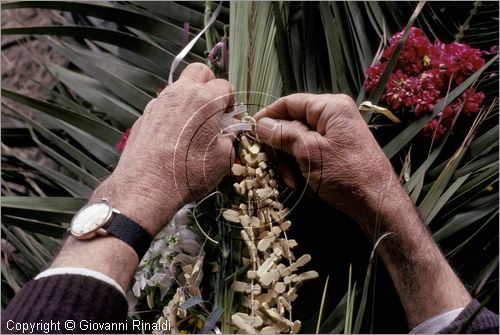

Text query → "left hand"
[93,63,235,235]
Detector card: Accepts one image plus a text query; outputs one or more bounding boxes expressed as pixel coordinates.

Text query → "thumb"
[217,134,236,171]
[256,117,311,158]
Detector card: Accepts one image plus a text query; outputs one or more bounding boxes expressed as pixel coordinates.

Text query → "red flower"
[383,71,419,110]
[461,88,485,115]
[438,42,485,85]
[421,119,447,139]
[414,69,446,116]
[363,27,487,141]
[115,128,131,152]
[383,27,432,75]
[364,62,387,91]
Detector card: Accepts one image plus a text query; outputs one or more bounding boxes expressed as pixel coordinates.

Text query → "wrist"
[350,167,403,237]
[51,235,138,290]
[91,173,182,235]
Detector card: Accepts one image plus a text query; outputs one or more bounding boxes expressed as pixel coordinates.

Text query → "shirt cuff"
[35,267,126,297]
[409,308,465,334]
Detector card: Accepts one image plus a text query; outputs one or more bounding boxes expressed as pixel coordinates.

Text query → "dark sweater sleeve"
[1,274,128,334]
[439,299,499,334]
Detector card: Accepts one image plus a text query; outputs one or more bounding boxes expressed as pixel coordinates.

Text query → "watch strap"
[106,214,152,260]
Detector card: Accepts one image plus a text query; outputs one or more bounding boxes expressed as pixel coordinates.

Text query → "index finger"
[255,94,310,122]
[255,93,357,135]
[178,62,215,84]
[255,93,329,133]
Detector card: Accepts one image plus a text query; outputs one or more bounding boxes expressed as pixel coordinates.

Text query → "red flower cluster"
[365,27,486,139]
[115,128,131,152]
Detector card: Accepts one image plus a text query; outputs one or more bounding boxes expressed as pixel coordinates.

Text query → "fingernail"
[256,118,276,139]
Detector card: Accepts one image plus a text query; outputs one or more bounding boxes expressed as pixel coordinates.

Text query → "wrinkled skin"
[254,93,395,224]
[96,63,235,234]
[46,63,472,328]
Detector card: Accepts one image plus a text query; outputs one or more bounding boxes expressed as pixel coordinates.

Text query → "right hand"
[257,94,474,329]
[255,93,396,223]
[96,63,235,235]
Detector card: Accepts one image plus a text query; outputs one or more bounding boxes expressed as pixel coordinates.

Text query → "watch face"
[70,202,112,238]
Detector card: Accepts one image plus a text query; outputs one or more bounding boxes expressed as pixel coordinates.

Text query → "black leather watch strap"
[106,214,152,260]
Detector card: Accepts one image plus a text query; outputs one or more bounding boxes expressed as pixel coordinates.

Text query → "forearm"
[358,174,471,328]
[51,176,181,290]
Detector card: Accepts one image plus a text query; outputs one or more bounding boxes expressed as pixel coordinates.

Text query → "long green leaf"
[466,125,499,160]
[454,152,499,179]
[14,156,92,198]
[130,1,224,31]
[473,255,499,295]
[2,196,85,211]
[4,105,110,178]
[46,63,140,128]
[29,129,100,188]
[419,150,469,222]
[451,165,499,204]
[46,38,152,111]
[433,201,498,241]
[30,113,120,168]
[319,293,348,333]
[319,2,351,94]
[429,125,499,179]
[425,174,470,224]
[200,307,224,333]
[418,103,492,221]
[1,226,45,271]
[2,88,122,144]
[272,2,297,94]
[2,215,67,238]
[2,1,206,55]
[405,139,446,194]
[1,26,178,75]
[446,209,498,258]
[59,43,167,92]
[333,2,362,88]
[94,41,169,77]
[6,105,111,179]
[2,88,122,145]
[229,2,282,108]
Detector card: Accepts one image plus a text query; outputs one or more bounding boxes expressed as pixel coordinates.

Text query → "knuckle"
[186,62,211,74]
[326,94,358,117]
[211,78,234,92]
[142,98,158,115]
[283,121,301,139]
[131,116,143,131]
[336,94,357,110]
[285,121,307,149]
[290,120,305,130]
[206,79,235,106]
[190,83,212,104]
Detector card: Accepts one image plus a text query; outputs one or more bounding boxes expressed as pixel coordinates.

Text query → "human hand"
[256,94,473,328]
[255,93,396,226]
[94,63,235,235]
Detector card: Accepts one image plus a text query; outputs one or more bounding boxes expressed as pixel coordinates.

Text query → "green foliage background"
[1,1,498,333]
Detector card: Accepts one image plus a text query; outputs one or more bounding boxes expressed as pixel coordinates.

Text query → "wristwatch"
[70,198,152,259]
